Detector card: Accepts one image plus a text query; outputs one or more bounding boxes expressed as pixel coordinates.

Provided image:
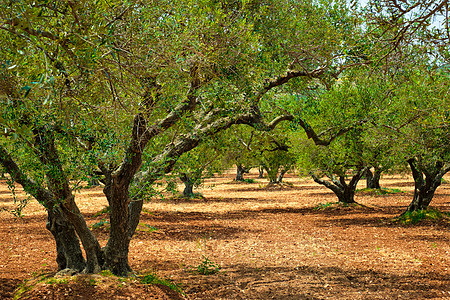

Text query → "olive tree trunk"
[311,167,367,204]
[276,167,288,183]
[0,146,86,272]
[33,128,104,273]
[404,159,449,213]
[180,173,195,197]
[236,164,250,181]
[47,208,86,271]
[365,167,382,189]
[258,166,264,178]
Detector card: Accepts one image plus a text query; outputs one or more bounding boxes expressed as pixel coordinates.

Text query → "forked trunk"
[365,168,381,189]
[311,167,366,204]
[403,159,448,213]
[236,165,249,181]
[336,184,357,204]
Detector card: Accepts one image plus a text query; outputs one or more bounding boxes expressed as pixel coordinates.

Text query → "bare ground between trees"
[0,171,449,299]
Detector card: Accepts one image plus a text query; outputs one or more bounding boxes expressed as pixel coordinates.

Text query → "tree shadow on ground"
[132,222,254,241]
[383,181,414,188]
[0,278,22,300]
[170,263,450,299]
[228,185,316,193]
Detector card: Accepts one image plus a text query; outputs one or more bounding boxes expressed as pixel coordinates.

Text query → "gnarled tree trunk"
[180,173,194,197]
[277,168,288,183]
[258,166,264,178]
[47,208,86,271]
[365,167,382,189]
[103,180,132,276]
[0,145,87,272]
[236,164,250,181]
[311,167,366,204]
[403,159,449,213]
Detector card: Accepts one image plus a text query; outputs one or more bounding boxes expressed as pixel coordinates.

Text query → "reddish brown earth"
[1,171,449,299]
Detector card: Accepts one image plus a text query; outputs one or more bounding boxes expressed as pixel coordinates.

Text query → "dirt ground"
[0,170,449,299]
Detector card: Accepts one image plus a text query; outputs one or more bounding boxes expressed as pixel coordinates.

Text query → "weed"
[13,280,31,300]
[100,270,114,277]
[141,208,154,215]
[357,188,405,195]
[191,255,221,275]
[90,219,110,229]
[94,206,111,217]
[140,272,183,294]
[243,178,255,184]
[313,202,336,210]
[396,209,449,225]
[45,277,68,285]
[136,223,158,232]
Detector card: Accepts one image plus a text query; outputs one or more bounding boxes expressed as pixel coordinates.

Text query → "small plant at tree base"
[243,178,255,184]
[192,255,221,275]
[140,272,183,294]
[94,206,111,217]
[313,202,337,210]
[100,270,114,277]
[136,223,158,232]
[396,209,450,225]
[357,188,405,195]
[90,219,110,229]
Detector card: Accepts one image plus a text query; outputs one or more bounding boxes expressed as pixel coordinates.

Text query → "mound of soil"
[14,274,184,300]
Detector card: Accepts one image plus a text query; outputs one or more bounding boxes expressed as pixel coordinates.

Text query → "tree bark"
[0,145,86,271]
[46,208,86,271]
[236,165,249,181]
[33,128,104,274]
[311,167,366,204]
[180,173,194,197]
[277,168,288,183]
[258,166,264,178]
[103,180,132,276]
[404,159,449,213]
[365,167,382,189]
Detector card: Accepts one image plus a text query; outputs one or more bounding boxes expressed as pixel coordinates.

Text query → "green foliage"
[90,219,110,230]
[2,178,30,218]
[313,202,337,210]
[190,255,222,275]
[136,223,158,233]
[140,272,183,294]
[93,206,111,217]
[243,178,255,184]
[99,270,115,277]
[396,209,450,225]
[357,188,405,195]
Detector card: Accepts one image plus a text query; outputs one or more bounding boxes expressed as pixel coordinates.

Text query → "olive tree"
[0,0,365,275]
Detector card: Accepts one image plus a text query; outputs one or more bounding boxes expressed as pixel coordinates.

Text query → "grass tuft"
[140,272,183,294]
[396,209,450,225]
